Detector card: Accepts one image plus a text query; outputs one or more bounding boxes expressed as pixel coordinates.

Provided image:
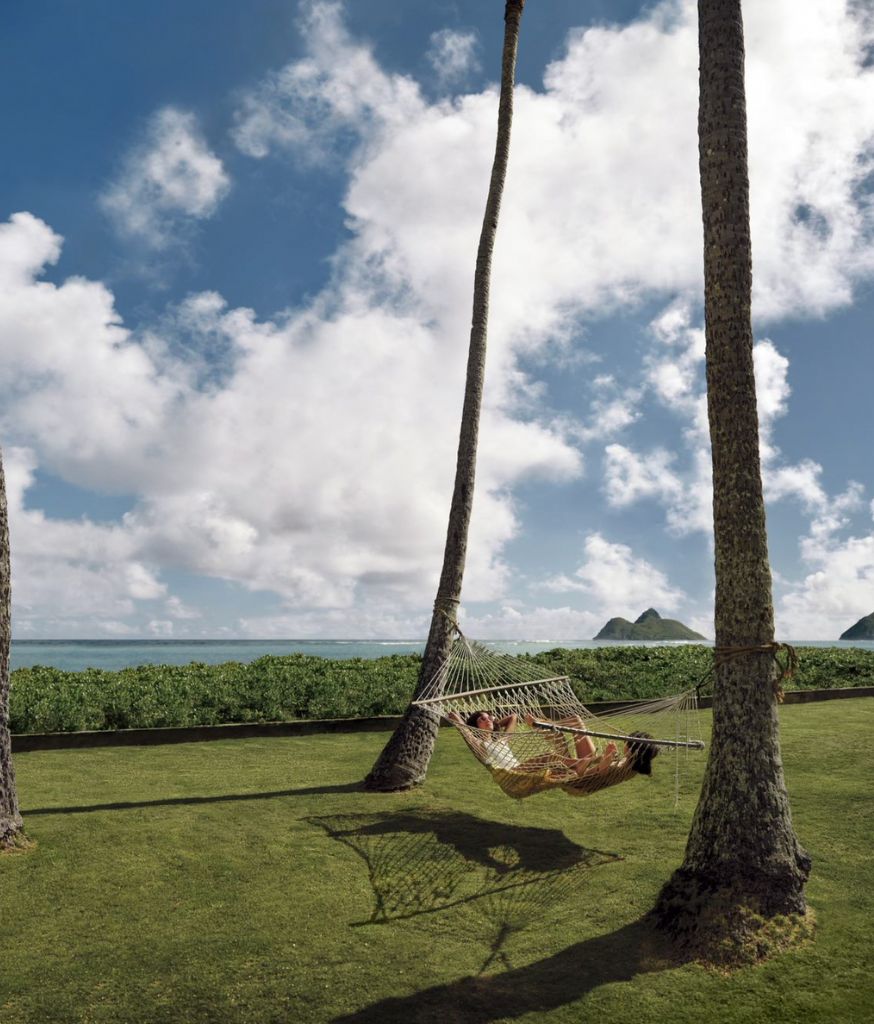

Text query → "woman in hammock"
[446,709,607,777]
[448,709,659,781]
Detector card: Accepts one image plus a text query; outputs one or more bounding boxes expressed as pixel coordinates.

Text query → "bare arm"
[495,713,518,734]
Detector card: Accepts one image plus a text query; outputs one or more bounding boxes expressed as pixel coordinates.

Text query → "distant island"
[840,612,874,640]
[594,607,706,641]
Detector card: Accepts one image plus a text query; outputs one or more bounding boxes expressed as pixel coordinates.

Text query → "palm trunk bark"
[653,0,810,962]
[0,449,23,847]
[365,0,526,791]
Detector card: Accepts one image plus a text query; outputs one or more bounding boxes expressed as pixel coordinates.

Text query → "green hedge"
[8,645,874,735]
[523,644,874,700]
[8,654,422,734]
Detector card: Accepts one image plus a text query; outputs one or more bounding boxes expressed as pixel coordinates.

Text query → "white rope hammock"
[414,633,705,801]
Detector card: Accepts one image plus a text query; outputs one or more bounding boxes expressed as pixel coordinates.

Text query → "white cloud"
[228,0,874,568]
[236,606,430,640]
[125,563,166,601]
[0,213,183,487]
[744,1,874,317]
[621,297,874,638]
[753,341,791,425]
[457,604,604,642]
[617,306,851,537]
[4,448,172,635]
[603,444,683,509]
[541,532,685,614]
[427,29,480,87]
[0,208,580,633]
[799,483,865,557]
[574,377,642,443]
[0,211,62,285]
[120,297,579,609]
[165,596,201,620]
[101,107,230,247]
[765,460,828,511]
[231,1,424,162]
[233,1,874,328]
[95,621,140,637]
[777,486,874,638]
[646,303,707,431]
[685,612,714,639]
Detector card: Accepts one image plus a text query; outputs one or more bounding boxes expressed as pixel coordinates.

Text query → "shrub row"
[9,645,874,735]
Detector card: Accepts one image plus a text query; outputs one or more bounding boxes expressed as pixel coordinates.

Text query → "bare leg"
[560,716,598,776]
[561,715,596,760]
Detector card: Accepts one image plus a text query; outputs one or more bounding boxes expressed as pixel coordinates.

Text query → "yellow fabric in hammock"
[486,757,637,800]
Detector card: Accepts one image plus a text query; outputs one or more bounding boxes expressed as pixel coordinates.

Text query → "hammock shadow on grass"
[334,914,680,1024]
[308,809,623,974]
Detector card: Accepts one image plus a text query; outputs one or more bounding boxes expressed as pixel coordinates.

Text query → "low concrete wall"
[12,715,402,753]
[11,685,874,753]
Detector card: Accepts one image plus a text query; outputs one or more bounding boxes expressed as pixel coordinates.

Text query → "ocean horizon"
[9,637,874,672]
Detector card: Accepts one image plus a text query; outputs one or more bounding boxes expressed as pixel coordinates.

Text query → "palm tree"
[0,450,23,848]
[365,0,527,791]
[653,0,810,962]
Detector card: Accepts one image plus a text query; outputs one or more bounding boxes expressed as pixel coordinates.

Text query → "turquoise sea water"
[9,638,874,672]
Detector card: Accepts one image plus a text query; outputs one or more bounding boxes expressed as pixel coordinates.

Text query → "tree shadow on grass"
[23,781,365,816]
[334,914,681,1024]
[309,809,625,975]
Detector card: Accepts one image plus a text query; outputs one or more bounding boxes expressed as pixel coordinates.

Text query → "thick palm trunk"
[653,0,809,962]
[365,0,526,791]
[0,450,23,847]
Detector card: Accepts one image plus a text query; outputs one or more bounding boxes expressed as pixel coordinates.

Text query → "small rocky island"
[594,607,706,641]
[840,612,874,640]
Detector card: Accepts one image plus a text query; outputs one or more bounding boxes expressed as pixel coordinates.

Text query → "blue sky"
[1,0,873,640]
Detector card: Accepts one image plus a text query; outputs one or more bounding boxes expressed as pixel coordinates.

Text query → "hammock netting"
[414,635,704,801]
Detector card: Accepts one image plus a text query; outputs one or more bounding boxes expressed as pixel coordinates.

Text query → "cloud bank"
[3,0,874,637]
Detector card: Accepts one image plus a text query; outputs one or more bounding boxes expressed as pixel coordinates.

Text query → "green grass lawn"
[2,699,872,1023]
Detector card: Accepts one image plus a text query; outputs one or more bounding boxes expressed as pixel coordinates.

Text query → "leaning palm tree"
[0,449,23,848]
[653,0,810,962]
[365,0,527,791]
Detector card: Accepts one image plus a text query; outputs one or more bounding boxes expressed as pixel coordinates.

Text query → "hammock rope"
[691,641,797,702]
[414,632,704,801]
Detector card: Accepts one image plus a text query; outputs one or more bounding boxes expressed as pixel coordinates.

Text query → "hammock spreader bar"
[415,676,562,706]
[530,719,705,750]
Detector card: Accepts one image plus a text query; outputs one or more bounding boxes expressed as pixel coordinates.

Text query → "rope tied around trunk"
[437,606,462,636]
[695,641,798,703]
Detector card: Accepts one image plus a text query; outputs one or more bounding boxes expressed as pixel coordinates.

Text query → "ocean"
[9,638,874,672]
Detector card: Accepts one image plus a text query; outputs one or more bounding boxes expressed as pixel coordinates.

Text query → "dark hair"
[626,731,659,775]
[466,709,489,728]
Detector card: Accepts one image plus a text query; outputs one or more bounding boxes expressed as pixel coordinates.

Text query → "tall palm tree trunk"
[365,0,527,791]
[0,450,23,847]
[653,0,810,962]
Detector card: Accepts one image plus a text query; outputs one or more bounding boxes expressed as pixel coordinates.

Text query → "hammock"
[413,633,704,801]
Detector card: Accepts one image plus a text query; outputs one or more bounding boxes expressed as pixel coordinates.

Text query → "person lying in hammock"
[447,709,659,782]
[446,709,612,777]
